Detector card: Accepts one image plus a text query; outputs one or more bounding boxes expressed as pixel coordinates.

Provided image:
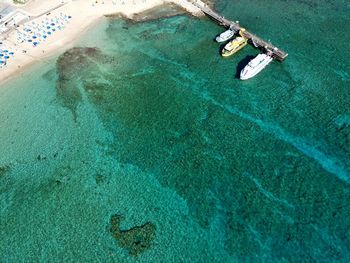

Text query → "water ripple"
[170,67,350,182]
[211,98,350,183]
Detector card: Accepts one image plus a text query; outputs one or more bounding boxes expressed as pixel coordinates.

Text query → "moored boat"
[215,28,235,43]
[240,53,273,80]
[221,35,247,57]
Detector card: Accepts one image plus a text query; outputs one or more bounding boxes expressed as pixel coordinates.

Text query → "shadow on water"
[235,55,255,78]
[217,42,227,56]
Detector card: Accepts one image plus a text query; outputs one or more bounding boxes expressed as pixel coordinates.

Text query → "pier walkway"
[191,0,288,61]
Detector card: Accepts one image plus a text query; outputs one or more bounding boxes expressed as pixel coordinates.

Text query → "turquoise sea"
[1,0,350,261]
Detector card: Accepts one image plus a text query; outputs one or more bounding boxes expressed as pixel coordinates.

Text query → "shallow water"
[1,0,350,261]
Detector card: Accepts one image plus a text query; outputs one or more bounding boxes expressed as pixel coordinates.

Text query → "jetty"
[191,0,288,61]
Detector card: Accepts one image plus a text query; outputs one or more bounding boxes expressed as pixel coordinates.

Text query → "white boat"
[240,53,273,80]
[215,28,235,43]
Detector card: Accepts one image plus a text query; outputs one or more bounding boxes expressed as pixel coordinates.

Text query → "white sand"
[0,0,202,85]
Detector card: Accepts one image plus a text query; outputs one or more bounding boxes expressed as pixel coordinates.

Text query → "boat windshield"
[221,30,233,37]
[248,55,267,67]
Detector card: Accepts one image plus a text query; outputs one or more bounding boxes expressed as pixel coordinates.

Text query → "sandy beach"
[0,0,201,85]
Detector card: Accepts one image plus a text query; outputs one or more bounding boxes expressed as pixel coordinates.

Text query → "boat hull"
[215,29,235,43]
[221,40,247,57]
[240,54,273,80]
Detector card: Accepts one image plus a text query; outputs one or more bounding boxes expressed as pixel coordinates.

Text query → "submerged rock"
[36,154,47,161]
[94,173,105,184]
[109,214,156,256]
[0,165,10,177]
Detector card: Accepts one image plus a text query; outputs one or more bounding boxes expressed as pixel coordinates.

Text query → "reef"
[105,2,186,23]
[53,15,350,260]
[109,214,156,256]
[56,47,112,121]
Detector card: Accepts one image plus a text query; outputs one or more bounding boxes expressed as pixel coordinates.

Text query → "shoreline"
[0,15,105,86]
[0,0,202,86]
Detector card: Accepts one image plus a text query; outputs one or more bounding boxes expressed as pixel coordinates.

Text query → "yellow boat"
[221,30,247,57]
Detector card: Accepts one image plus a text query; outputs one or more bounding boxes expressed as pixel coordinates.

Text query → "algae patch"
[109,214,156,256]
